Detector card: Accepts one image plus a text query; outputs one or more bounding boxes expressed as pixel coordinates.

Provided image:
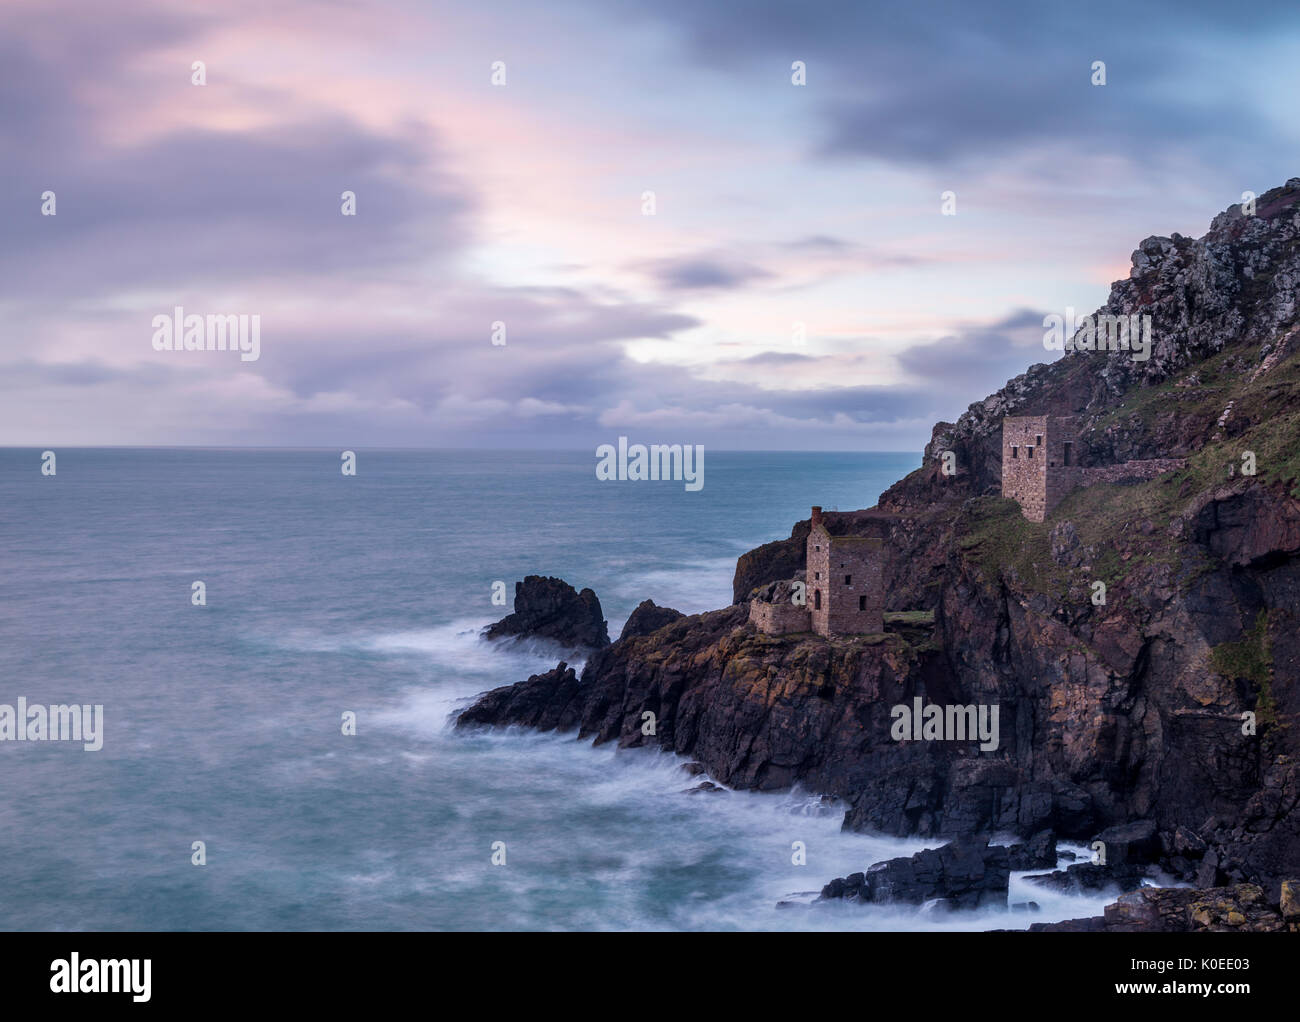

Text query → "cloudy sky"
[3,0,1298,450]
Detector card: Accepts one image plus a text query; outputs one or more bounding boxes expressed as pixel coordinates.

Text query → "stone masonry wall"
[747,600,811,635]
[1002,415,1049,521]
[1003,414,1085,521]
[808,527,884,636]
[1080,458,1188,486]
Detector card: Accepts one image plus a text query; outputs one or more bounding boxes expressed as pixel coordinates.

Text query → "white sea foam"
[264,586,1118,930]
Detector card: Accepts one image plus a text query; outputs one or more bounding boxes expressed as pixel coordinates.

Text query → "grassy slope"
[955,336,1300,598]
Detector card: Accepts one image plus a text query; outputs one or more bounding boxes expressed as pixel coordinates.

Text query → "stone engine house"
[749,506,884,637]
[1001,415,1081,522]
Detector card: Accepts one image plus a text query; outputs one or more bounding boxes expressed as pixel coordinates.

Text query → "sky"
[2,0,1299,450]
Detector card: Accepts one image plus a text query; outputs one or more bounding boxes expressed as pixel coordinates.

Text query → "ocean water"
[0,447,1118,930]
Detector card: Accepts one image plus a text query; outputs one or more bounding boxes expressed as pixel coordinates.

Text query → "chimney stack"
[810,506,823,529]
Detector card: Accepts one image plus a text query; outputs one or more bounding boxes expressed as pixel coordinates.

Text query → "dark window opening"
[1011,445,1018,459]
[858,596,867,611]
[1036,434,1043,446]
[844,574,851,585]
[1063,442,1073,466]
[814,589,821,610]
[1027,446,1034,459]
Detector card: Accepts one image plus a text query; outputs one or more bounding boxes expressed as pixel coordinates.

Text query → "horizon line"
[0,444,924,455]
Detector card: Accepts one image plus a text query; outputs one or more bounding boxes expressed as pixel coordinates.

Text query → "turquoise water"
[0,448,1111,930]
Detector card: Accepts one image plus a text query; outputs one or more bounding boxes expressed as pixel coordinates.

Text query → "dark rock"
[820,839,1010,910]
[1024,861,1149,895]
[484,576,609,649]
[1006,830,1057,871]
[1094,820,1161,865]
[1197,849,1223,888]
[455,662,583,732]
[1172,825,1207,857]
[1029,916,1108,932]
[618,600,685,641]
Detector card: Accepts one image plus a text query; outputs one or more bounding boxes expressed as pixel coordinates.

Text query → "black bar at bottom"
[0,931,1286,1010]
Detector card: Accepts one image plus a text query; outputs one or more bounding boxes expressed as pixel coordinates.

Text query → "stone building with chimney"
[749,506,885,637]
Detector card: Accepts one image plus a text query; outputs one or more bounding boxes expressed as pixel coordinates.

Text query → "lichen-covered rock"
[1032,881,1297,932]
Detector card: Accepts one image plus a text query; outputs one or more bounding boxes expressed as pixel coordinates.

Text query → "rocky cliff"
[459,181,1300,908]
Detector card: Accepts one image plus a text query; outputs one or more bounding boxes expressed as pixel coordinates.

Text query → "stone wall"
[1080,459,1187,486]
[747,599,811,635]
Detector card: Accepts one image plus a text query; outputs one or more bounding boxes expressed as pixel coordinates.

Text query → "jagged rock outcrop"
[483,576,609,650]
[617,600,684,641]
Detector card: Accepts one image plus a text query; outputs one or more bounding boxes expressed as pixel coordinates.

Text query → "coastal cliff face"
[459,181,1300,898]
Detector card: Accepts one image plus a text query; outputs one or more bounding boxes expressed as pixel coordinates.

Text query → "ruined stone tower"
[807,506,884,636]
[1001,415,1080,521]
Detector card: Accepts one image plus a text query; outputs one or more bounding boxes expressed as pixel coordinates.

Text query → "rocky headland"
[458,181,1300,928]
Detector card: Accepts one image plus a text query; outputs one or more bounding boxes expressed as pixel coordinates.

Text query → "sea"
[0,448,1121,930]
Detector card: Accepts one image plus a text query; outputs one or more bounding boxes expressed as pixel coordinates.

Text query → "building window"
[858,596,867,611]
[814,571,820,580]
[844,575,851,585]
[814,589,821,610]
[1027,446,1034,459]
[814,545,820,552]
[1036,434,1043,446]
[1011,445,1018,459]
[1063,441,1072,466]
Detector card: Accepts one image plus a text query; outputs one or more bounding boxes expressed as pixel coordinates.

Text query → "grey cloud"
[894,308,1058,390]
[617,0,1299,172]
[639,254,773,291]
[0,6,475,301]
